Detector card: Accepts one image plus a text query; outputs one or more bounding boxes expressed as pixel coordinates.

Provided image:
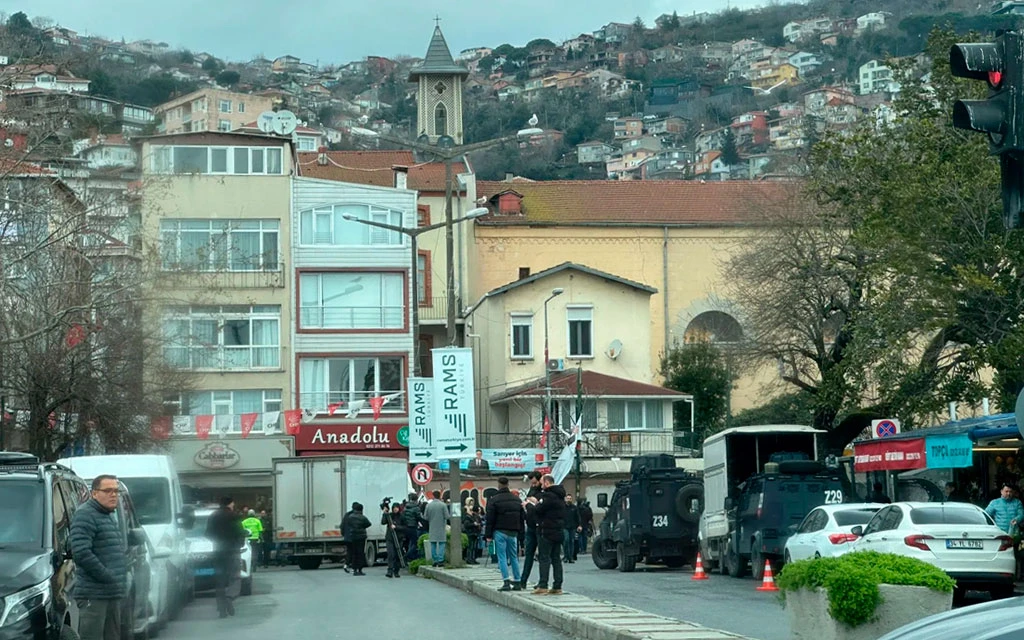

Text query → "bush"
[408,558,427,575]
[776,551,955,628]
[417,532,470,562]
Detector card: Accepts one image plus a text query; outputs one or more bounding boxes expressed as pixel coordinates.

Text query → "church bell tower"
[409,24,468,145]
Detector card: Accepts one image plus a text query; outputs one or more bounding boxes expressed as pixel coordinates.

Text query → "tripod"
[382,509,408,570]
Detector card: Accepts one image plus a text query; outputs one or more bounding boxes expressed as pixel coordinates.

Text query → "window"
[238,102,245,113]
[163,305,280,370]
[149,146,285,175]
[165,389,282,431]
[299,204,405,246]
[299,356,405,412]
[607,400,665,430]
[218,120,232,132]
[159,219,279,271]
[510,313,533,359]
[296,136,316,151]
[567,306,594,358]
[434,103,447,136]
[417,251,431,305]
[219,99,232,113]
[417,205,430,227]
[299,272,404,329]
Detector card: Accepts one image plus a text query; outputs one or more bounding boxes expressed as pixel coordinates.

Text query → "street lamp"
[543,288,564,459]
[341,206,488,377]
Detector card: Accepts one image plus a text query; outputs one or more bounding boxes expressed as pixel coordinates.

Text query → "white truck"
[272,455,409,571]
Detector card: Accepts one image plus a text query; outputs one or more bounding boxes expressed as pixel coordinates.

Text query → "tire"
[751,547,765,581]
[240,576,252,596]
[61,624,80,640]
[364,541,377,567]
[990,584,1016,600]
[784,550,792,565]
[616,543,637,573]
[726,539,747,578]
[663,557,685,569]
[674,485,705,524]
[591,536,618,570]
[297,557,321,571]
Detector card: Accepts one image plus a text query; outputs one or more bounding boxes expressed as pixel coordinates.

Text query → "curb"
[420,566,759,640]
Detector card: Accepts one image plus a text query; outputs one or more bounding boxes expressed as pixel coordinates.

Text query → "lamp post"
[341,206,488,377]
[543,288,564,461]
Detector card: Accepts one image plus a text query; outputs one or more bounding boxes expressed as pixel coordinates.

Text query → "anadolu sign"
[294,424,409,451]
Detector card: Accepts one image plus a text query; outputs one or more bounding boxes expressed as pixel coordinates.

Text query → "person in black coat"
[529,475,567,595]
[519,471,543,589]
[485,476,525,591]
[341,502,372,575]
[381,502,405,578]
[70,474,128,639]
[577,499,594,555]
[206,496,246,618]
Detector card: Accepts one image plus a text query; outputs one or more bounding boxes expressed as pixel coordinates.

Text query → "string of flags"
[149,391,406,441]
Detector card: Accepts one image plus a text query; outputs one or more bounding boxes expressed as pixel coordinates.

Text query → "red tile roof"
[296,150,466,191]
[477,179,796,225]
[492,371,687,403]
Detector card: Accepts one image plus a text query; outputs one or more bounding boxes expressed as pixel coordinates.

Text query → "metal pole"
[544,298,552,460]
[411,232,420,377]
[443,152,464,568]
[0,395,5,451]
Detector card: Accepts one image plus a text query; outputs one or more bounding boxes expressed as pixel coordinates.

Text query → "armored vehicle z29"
[592,453,704,572]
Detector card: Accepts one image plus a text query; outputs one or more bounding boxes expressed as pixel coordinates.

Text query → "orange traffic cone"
[691,553,709,581]
[756,560,779,592]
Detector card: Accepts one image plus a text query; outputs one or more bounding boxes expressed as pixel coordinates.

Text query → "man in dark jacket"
[518,471,543,589]
[577,499,594,555]
[341,502,372,575]
[206,496,246,618]
[401,493,423,560]
[530,474,567,595]
[563,494,580,562]
[382,502,405,578]
[485,476,525,591]
[70,474,127,640]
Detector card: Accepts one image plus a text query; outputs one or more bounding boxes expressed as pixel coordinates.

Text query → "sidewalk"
[419,565,758,640]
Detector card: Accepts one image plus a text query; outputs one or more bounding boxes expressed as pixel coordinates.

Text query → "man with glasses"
[70,474,128,640]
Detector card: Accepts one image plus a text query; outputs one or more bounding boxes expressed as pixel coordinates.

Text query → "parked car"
[784,503,886,562]
[850,502,1016,600]
[112,479,154,640]
[186,506,254,597]
[877,595,1024,640]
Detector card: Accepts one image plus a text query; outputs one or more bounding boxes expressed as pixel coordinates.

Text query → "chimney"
[504,172,514,182]
[392,164,409,190]
[317,146,328,166]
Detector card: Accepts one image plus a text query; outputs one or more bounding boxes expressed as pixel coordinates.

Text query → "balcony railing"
[297,391,407,414]
[417,295,461,323]
[158,263,286,289]
[300,306,403,330]
[164,345,280,370]
[478,429,688,457]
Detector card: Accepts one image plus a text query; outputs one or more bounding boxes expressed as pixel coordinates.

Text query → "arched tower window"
[434,103,447,137]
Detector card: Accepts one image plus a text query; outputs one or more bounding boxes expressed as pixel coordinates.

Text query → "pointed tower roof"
[408,26,470,80]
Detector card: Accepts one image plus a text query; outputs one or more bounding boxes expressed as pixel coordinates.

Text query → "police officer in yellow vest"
[241,509,263,563]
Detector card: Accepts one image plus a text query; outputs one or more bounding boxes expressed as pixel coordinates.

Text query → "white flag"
[262,411,281,435]
[214,414,233,437]
[345,400,366,419]
[301,408,317,423]
[551,417,581,485]
[172,415,191,436]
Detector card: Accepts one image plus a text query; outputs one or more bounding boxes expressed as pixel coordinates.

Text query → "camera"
[380,496,393,511]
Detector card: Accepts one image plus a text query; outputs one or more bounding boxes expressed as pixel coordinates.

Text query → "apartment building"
[154,88,275,135]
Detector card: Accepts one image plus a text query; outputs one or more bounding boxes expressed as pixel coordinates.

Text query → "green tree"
[728,392,816,428]
[526,38,556,50]
[660,341,737,445]
[720,128,741,166]
[216,70,241,87]
[6,11,34,36]
[201,57,222,75]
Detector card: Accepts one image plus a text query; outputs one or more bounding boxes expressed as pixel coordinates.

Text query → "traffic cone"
[756,560,778,592]
[691,553,709,581]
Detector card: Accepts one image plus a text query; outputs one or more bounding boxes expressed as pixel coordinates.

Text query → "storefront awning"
[854,433,975,472]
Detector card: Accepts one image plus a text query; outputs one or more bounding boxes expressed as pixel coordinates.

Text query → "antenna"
[606,339,623,360]
[256,111,276,133]
[272,110,298,136]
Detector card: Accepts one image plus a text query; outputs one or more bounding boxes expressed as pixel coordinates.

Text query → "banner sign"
[293,424,408,451]
[436,449,546,473]
[432,347,477,459]
[853,438,926,472]
[925,434,974,469]
[408,377,437,462]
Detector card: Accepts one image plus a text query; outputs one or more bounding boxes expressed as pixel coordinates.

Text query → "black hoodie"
[533,484,567,542]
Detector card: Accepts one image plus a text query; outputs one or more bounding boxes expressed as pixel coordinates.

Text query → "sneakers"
[532,587,549,595]
[547,589,563,595]
[498,581,512,592]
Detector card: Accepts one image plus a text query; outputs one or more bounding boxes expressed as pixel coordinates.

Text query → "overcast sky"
[1,0,774,64]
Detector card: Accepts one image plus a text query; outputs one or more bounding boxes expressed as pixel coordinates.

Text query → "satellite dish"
[272,110,298,135]
[256,111,276,133]
[606,339,623,360]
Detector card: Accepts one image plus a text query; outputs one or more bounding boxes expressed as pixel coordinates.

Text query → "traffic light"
[951,32,1024,229]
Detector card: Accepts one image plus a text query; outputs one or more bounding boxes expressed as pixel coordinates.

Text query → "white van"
[57,454,196,629]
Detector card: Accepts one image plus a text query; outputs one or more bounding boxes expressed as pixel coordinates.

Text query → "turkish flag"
[65,324,86,348]
[283,409,302,435]
[240,413,258,439]
[151,416,171,441]
[327,401,344,416]
[369,396,386,421]
[540,415,552,447]
[195,415,212,440]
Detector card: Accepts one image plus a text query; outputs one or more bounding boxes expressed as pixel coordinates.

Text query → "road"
[162,564,571,639]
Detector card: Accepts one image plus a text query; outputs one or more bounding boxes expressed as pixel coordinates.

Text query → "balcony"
[300,306,403,330]
[479,429,690,457]
[158,263,286,289]
[297,391,407,414]
[417,295,461,323]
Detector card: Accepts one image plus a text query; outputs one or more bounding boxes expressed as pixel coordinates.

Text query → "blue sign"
[436,448,545,474]
[925,434,974,469]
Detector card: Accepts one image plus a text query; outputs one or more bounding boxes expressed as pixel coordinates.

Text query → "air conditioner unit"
[547,359,565,372]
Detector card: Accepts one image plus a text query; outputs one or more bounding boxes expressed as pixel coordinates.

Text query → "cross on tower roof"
[434,15,441,26]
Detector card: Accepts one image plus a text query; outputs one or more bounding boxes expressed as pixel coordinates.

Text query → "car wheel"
[751,547,765,581]
[240,576,253,597]
[726,540,747,578]
[591,535,618,570]
[784,550,792,565]
[297,557,321,571]
[616,543,637,573]
[364,541,377,567]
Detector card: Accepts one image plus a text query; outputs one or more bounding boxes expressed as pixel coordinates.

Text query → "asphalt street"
[162,564,572,639]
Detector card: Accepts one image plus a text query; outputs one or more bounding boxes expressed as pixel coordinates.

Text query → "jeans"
[429,540,446,564]
[520,528,538,585]
[562,529,575,560]
[537,535,563,590]
[577,530,588,554]
[494,530,522,582]
[76,598,121,640]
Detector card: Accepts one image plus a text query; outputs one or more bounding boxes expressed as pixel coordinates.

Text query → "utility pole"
[574,365,583,498]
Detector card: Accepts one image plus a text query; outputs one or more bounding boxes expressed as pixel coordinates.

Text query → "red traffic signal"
[950,35,1023,152]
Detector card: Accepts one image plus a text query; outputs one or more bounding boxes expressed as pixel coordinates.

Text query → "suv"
[592,454,704,572]
[724,456,844,580]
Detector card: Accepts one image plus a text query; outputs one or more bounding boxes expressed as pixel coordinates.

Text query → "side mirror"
[178,505,196,530]
[128,528,146,547]
[596,493,608,509]
[724,497,735,510]
[851,525,863,537]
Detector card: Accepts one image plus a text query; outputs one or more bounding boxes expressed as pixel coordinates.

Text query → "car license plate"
[945,539,983,549]
[194,567,215,577]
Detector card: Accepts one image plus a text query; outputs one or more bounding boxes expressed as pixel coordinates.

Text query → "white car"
[850,502,1016,600]
[186,507,254,596]
[784,503,886,562]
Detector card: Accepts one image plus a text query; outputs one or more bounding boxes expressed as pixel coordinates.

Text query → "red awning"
[854,438,927,472]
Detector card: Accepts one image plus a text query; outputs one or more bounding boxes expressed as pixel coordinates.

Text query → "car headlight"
[0,581,51,628]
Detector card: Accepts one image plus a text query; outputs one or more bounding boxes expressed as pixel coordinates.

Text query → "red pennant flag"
[368,396,386,421]
[240,413,258,439]
[540,415,552,448]
[327,401,344,416]
[151,416,171,441]
[195,415,213,440]
[65,324,86,348]
[283,409,302,435]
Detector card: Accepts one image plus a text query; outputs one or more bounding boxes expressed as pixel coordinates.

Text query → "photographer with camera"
[380,497,406,578]
[340,502,371,576]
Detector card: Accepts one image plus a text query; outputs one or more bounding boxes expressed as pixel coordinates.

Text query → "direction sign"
[432,347,477,459]
[411,463,433,486]
[872,419,901,439]
[408,377,437,462]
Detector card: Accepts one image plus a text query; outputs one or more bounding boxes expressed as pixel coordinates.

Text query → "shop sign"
[194,442,240,470]
[854,438,926,472]
[295,424,407,451]
[925,434,974,469]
